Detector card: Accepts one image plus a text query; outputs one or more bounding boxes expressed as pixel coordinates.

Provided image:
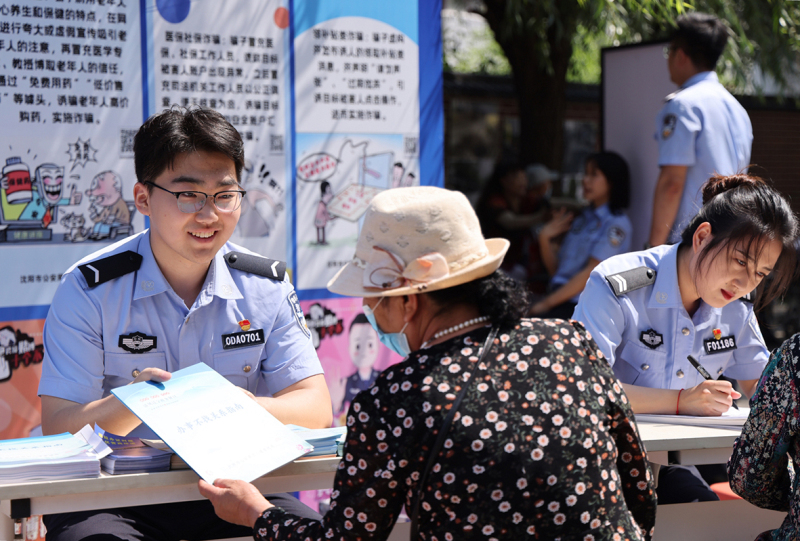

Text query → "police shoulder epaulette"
[740,288,757,305]
[78,250,142,288]
[605,266,656,297]
[225,251,286,281]
[664,90,681,102]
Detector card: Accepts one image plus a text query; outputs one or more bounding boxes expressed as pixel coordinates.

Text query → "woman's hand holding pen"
[678,380,741,416]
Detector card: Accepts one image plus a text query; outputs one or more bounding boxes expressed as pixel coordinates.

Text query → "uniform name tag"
[704,335,736,355]
[222,329,265,350]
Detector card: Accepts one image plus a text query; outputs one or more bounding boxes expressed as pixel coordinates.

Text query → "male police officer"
[648,13,752,246]
[38,107,331,540]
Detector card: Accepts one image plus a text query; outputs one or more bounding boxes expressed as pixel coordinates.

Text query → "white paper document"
[111,363,313,483]
[635,407,750,429]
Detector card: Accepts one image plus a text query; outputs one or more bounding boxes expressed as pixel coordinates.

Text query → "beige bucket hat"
[327,186,509,297]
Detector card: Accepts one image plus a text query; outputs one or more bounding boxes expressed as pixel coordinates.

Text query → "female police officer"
[572,173,798,503]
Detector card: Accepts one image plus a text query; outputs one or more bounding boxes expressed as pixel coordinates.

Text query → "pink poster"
[298,296,402,512]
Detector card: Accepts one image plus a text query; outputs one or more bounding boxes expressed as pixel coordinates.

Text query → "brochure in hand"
[111,362,313,483]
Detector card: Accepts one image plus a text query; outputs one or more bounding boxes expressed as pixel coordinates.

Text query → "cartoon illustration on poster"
[300,296,401,424]
[294,133,418,291]
[298,295,401,514]
[0,319,44,440]
[150,0,292,261]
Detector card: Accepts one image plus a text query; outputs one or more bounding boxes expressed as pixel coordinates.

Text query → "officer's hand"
[236,387,257,402]
[198,478,271,528]
[130,367,171,385]
[539,208,574,241]
[679,380,741,416]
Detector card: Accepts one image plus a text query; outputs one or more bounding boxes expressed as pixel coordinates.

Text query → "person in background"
[199,186,656,540]
[476,161,550,286]
[648,12,752,247]
[38,107,330,540]
[729,331,800,541]
[573,174,798,504]
[530,151,632,319]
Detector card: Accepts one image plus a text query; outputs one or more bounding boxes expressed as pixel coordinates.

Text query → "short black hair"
[671,12,728,71]
[350,312,370,332]
[134,106,245,190]
[680,174,799,311]
[586,151,630,214]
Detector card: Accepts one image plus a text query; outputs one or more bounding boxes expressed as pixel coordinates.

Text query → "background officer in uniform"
[530,151,632,318]
[648,12,752,247]
[38,107,331,540]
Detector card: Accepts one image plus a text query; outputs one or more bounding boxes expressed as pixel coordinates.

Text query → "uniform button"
[718,367,724,374]
[243,365,252,373]
[132,369,141,378]
[681,327,690,335]
[641,363,650,371]
[676,369,685,378]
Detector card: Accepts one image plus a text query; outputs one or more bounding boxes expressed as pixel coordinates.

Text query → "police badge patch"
[661,114,677,139]
[288,291,311,338]
[608,226,626,247]
[119,332,157,354]
[640,329,663,349]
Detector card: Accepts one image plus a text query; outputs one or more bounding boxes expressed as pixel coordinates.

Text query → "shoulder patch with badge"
[288,291,311,338]
[78,250,142,288]
[640,329,663,349]
[118,332,157,354]
[608,226,626,247]
[661,113,677,139]
[224,251,286,281]
[605,266,656,297]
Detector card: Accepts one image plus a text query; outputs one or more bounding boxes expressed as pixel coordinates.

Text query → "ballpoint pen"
[687,355,739,410]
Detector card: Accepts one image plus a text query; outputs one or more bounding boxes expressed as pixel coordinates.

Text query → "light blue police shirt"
[551,203,632,302]
[655,71,752,243]
[572,243,768,390]
[38,230,322,438]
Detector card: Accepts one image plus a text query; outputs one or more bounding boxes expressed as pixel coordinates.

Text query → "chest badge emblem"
[713,328,722,340]
[239,319,251,331]
[119,332,157,354]
[640,329,663,350]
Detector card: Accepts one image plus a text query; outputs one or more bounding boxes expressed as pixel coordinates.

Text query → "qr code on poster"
[404,136,418,156]
[120,129,136,157]
[270,135,284,154]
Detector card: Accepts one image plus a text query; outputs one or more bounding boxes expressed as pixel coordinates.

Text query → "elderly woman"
[199,187,656,540]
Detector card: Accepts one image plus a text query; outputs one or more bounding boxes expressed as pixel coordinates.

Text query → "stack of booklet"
[0,425,111,483]
[95,427,172,475]
[287,425,347,457]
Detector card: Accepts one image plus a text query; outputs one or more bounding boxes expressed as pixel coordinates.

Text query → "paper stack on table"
[286,425,346,457]
[112,363,314,483]
[0,425,111,483]
[635,407,750,430]
[95,427,172,475]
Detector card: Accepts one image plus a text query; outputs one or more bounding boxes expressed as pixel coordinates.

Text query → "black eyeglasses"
[145,181,246,214]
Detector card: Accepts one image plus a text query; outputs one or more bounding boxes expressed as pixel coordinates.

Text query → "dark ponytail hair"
[426,269,531,327]
[679,174,799,310]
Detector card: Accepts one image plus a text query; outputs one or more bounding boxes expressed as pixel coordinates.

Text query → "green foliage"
[476,0,800,95]
[443,14,512,75]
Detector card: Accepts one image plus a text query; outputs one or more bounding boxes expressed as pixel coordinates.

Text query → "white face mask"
[362,297,412,357]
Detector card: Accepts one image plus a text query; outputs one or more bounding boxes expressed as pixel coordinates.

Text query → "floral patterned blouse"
[255,318,656,540]
[728,333,800,541]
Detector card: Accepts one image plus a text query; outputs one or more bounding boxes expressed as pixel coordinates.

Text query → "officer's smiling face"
[694,236,782,308]
[135,150,241,275]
